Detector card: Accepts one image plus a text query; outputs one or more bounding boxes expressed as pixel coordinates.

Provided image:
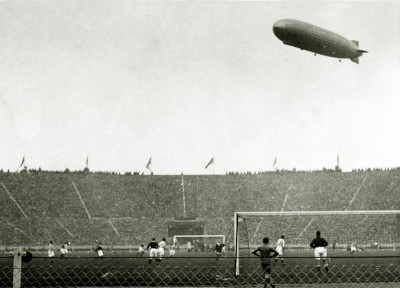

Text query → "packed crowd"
[0,169,399,246]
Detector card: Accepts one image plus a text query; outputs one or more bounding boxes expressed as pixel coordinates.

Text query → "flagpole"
[146,157,152,175]
[181,174,186,219]
[17,155,25,172]
[205,157,214,174]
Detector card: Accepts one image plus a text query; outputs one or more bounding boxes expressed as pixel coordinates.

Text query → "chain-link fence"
[1,253,399,287]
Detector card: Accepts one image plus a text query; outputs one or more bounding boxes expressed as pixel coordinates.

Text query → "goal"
[173,234,225,246]
[233,210,400,275]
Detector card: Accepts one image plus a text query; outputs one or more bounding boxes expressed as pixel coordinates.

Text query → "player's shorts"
[169,250,175,256]
[158,248,165,257]
[276,246,283,256]
[97,250,104,257]
[314,247,327,260]
[48,250,55,257]
[350,246,356,252]
[261,263,271,274]
[60,248,67,255]
[149,248,158,258]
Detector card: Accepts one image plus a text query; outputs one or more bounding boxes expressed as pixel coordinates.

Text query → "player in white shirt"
[350,242,357,254]
[136,244,145,257]
[158,238,167,261]
[169,242,176,257]
[47,240,55,262]
[60,241,70,258]
[274,235,285,264]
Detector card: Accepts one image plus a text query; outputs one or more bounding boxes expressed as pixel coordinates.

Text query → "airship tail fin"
[350,57,359,64]
[351,40,368,53]
[351,40,359,47]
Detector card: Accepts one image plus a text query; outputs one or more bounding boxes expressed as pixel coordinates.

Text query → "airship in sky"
[273,19,367,64]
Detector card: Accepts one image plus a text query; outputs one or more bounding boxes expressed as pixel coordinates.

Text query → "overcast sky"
[0,0,399,174]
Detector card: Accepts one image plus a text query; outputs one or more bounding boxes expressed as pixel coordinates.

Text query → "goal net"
[234,210,400,275]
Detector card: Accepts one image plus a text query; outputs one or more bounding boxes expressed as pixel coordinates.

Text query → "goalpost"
[234,210,400,276]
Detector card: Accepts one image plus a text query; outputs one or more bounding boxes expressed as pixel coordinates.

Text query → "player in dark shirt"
[310,231,329,272]
[147,238,159,264]
[252,237,279,288]
[215,241,225,260]
[95,243,104,259]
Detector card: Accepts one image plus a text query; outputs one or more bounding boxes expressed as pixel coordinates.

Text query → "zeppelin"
[273,19,367,64]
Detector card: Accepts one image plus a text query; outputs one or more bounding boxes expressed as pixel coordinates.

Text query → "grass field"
[1,249,399,287]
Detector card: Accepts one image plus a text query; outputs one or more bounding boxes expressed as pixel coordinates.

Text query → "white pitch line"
[360,215,368,224]
[295,217,314,241]
[281,193,289,212]
[1,182,28,218]
[108,219,119,236]
[72,182,91,219]
[251,221,262,242]
[56,219,74,238]
[346,175,368,211]
[7,222,38,244]
[280,183,293,214]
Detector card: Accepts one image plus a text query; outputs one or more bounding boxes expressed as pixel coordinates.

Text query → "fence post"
[13,248,22,288]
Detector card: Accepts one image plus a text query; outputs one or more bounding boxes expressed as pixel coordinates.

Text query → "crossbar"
[235,210,400,216]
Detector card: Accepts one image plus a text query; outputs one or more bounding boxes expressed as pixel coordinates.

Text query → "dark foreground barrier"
[1,253,399,287]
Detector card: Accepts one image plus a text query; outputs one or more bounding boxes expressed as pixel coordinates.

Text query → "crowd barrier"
[2,248,399,288]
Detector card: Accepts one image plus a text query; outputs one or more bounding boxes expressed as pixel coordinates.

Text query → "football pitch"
[1,249,399,287]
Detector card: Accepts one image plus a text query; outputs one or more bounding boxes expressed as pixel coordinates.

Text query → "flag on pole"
[86,156,89,168]
[18,155,25,169]
[205,157,214,169]
[337,154,340,167]
[272,157,277,169]
[146,157,152,171]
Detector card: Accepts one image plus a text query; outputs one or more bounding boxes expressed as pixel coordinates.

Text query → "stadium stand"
[0,169,399,247]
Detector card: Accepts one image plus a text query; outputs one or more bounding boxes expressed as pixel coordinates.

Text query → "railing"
[1,249,399,287]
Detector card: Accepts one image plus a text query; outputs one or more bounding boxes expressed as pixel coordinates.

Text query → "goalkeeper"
[310,231,329,272]
[252,237,279,288]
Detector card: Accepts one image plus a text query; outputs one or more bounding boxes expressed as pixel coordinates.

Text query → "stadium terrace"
[0,169,399,247]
